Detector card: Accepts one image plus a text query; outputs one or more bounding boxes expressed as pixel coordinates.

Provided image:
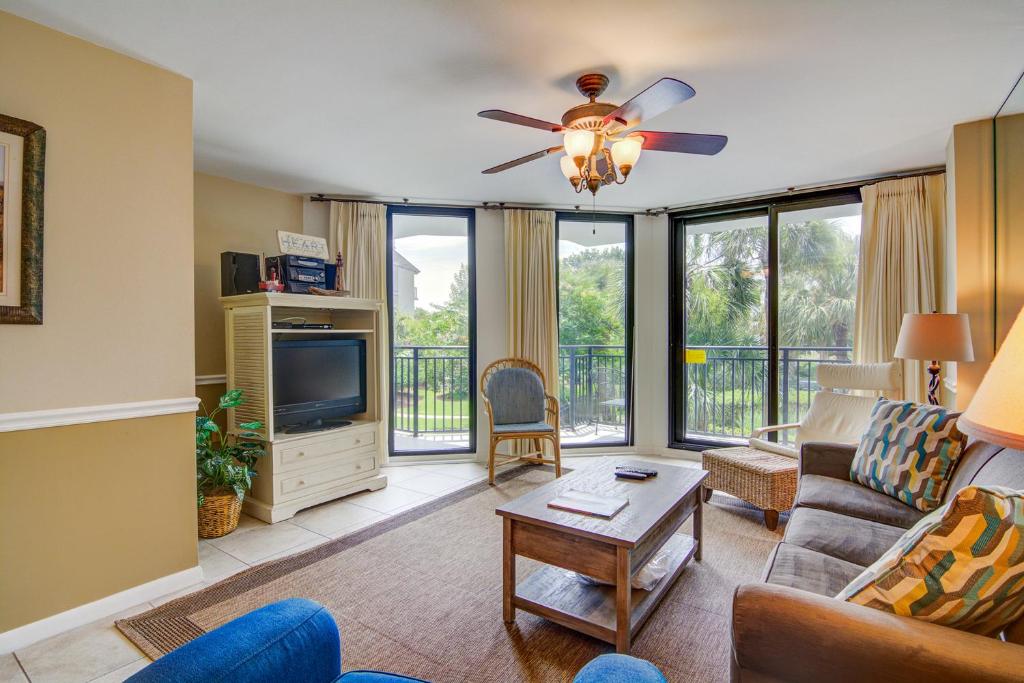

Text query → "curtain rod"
[307,194,640,215]
[308,165,946,217]
[647,165,946,216]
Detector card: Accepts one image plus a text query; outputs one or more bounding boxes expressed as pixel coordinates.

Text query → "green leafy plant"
[196,389,265,507]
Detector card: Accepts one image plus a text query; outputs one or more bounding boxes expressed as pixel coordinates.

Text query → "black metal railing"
[558,345,628,433]
[392,344,852,442]
[392,345,470,436]
[684,345,852,441]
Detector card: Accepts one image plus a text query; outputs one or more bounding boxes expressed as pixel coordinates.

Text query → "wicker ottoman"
[700,447,798,531]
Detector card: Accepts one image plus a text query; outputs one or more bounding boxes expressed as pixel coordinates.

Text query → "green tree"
[558,247,627,346]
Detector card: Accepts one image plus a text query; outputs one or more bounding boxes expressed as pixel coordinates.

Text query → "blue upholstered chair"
[480,357,562,485]
[127,598,666,682]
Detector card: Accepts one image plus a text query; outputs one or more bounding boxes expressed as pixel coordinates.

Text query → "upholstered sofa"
[731,439,1024,683]
[128,598,667,682]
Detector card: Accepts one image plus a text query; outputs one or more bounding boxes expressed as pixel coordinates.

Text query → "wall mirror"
[0,113,45,324]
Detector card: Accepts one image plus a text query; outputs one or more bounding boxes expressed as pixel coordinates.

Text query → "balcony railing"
[392,344,852,442]
[685,345,852,441]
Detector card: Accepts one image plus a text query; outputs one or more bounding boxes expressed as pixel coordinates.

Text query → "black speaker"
[221,252,261,296]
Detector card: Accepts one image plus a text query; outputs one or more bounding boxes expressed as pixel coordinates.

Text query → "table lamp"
[959,307,1024,449]
[894,313,974,405]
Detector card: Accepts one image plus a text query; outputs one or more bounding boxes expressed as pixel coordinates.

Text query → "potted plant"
[196,389,265,538]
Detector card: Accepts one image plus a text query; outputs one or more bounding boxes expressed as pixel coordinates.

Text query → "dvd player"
[271,322,335,330]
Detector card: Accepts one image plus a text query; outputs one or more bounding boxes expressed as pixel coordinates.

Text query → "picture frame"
[0,113,45,324]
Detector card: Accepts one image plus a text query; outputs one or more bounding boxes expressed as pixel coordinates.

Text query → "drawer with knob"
[275,428,377,470]
[278,452,377,499]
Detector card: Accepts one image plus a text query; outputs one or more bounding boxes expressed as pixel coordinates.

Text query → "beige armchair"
[748,360,903,458]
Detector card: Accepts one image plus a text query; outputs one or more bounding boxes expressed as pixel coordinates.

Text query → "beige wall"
[0,415,196,631]
[0,11,196,632]
[0,11,194,413]
[194,172,303,379]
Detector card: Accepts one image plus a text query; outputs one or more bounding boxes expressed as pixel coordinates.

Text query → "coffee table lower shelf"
[512,533,696,646]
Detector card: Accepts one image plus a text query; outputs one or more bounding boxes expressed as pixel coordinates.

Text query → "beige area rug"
[118,464,783,682]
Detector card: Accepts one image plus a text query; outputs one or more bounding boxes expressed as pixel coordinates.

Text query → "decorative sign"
[685,349,707,365]
[277,230,329,260]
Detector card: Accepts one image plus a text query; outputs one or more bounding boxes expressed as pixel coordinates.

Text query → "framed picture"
[0,114,45,324]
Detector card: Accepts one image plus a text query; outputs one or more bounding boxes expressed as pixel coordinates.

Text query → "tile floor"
[2,454,696,683]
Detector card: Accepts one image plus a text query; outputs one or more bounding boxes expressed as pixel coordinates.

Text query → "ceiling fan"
[478,73,727,195]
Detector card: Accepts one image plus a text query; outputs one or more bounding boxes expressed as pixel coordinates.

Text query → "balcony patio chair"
[481,358,562,486]
[594,364,626,437]
[701,360,902,530]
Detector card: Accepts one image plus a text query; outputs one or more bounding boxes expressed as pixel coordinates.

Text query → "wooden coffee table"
[495,458,707,653]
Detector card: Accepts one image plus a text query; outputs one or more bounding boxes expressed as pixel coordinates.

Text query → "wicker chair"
[480,358,562,485]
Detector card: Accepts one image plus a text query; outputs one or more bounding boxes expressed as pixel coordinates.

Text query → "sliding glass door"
[556,213,633,447]
[387,206,475,456]
[670,191,861,448]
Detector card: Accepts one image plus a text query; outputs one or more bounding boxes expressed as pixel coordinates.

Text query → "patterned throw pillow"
[849,399,966,512]
[837,485,1024,636]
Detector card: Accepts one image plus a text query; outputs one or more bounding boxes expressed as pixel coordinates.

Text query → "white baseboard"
[195,374,227,386]
[0,397,200,433]
[0,565,203,654]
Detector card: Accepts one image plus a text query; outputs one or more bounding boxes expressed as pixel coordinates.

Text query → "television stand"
[280,418,353,435]
[221,293,388,523]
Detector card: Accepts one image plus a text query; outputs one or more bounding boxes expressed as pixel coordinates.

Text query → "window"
[387,206,475,456]
[556,213,633,447]
[670,190,862,447]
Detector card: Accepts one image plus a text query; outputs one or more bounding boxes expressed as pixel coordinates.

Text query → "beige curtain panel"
[853,174,946,403]
[329,201,388,300]
[503,208,559,397]
[329,200,390,437]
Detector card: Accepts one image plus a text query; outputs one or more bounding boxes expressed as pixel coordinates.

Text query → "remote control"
[616,466,658,477]
[615,471,649,480]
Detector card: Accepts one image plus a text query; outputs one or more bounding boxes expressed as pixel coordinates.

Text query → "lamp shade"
[559,155,579,180]
[894,313,974,362]
[959,307,1024,449]
[563,130,594,160]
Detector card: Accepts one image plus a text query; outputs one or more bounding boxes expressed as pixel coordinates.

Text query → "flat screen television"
[272,338,367,432]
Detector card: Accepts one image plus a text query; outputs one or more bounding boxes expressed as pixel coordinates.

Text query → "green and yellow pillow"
[849,399,966,512]
[837,485,1024,636]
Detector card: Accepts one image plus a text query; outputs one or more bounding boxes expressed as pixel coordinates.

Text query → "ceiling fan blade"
[482,146,563,174]
[602,78,696,129]
[631,131,728,155]
[478,109,564,133]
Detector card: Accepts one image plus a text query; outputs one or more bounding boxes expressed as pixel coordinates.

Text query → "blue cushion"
[339,672,428,682]
[486,367,545,424]
[572,654,667,683]
[492,421,554,434]
[127,598,341,683]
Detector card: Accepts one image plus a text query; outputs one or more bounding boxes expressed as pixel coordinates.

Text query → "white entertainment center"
[221,293,388,523]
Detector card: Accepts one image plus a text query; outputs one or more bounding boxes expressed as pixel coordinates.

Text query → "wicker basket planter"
[197,492,243,538]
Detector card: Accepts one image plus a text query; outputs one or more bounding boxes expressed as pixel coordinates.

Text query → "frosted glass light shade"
[894,313,974,361]
[960,307,1024,449]
[563,130,594,159]
[611,136,643,168]
[559,155,579,180]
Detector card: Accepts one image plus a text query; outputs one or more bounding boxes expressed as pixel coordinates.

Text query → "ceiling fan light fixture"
[559,155,580,181]
[611,136,643,175]
[563,129,594,167]
[477,73,726,196]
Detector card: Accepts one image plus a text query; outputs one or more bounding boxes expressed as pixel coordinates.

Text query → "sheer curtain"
[503,209,559,396]
[853,174,946,402]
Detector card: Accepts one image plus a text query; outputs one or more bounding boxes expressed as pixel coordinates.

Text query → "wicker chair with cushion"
[481,358,562,485]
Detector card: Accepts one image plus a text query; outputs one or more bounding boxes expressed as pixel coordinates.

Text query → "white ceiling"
[3,0,1023,210]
